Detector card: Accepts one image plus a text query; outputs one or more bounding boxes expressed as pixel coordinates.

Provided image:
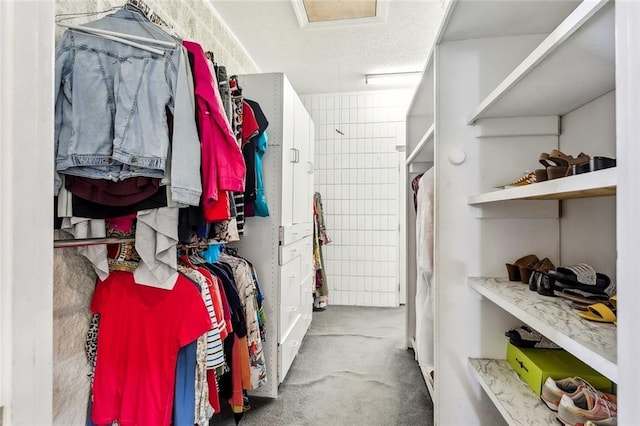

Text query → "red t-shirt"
[90,271,212,426]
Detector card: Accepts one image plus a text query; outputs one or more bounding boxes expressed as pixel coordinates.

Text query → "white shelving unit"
[468,167,616,204]
[468,0,614,123]
[406,124,434,165]
[469,278,617,380]
[404,0,636,423]
[468,359,558,426]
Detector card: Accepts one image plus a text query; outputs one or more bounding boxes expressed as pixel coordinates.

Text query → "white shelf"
[437,0,581,44]
[468,0,614,123]
[469,278,617,381]
[469,358,558,426]
[419,362,435,401]
[468,167,616,205]
[406,124,434,165]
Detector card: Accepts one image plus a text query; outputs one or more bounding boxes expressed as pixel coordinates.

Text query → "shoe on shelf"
[505,254,539,282]
[505,325,560,349]
[539,149,590,178]
[541,377,616,412]
[523,257,555,286]
[548,263,611,295]
[496,170,544,189]
[556,387,617,426]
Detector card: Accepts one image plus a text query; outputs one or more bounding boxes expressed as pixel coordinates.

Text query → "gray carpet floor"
[214,305,434,426]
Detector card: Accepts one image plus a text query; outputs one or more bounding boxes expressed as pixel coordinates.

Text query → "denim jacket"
[54,7,202,206]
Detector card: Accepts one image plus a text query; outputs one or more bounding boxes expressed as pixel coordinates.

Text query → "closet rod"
[54,237,136,248]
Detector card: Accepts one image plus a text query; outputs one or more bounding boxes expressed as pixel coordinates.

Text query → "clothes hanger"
[55,4,176,55]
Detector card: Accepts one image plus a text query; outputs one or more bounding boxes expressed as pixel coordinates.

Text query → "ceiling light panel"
[303,0,376,23]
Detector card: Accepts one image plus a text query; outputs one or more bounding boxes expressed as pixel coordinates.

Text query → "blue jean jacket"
[54,7,202,206]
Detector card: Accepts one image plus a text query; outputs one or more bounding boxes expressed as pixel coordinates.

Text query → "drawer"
[299,237,314,283]
[299,273,314,324]
[279,255,302,342]
[300,276,314,333]
[278,314,307,383]
[279,235,312,266]
[279,222,313,245]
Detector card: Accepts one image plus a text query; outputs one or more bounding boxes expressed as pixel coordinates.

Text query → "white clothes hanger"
[55,3,176,55]
[57,24,167,55]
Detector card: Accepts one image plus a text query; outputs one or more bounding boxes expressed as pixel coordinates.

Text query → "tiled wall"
[302,91,413,307]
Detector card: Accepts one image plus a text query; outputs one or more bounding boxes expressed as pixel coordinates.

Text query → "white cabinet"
[232,73,315,397]
[405,0,639,423]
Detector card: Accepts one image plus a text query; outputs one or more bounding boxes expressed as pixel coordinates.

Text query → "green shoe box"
[506,341,612,396]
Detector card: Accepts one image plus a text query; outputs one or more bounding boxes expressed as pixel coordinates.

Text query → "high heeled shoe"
[505,254,539,282]
[540,150,590,178]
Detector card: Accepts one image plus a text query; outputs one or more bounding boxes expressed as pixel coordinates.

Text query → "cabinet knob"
[290,339,300,348]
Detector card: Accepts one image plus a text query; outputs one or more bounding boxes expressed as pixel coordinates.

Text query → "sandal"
[539,150,590,178]
[547,263,610,295]
[555,288,609,305]
[578,302,617,324]
[523,257,555,287]
[548,151,590,177]
[505,254,539,282]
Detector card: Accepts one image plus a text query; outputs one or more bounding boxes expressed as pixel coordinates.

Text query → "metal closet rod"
[53,237,136,248]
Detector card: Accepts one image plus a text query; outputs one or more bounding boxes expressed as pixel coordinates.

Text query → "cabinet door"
[291,97,314,225]
[280,78,296,226]
[279,252,302,343]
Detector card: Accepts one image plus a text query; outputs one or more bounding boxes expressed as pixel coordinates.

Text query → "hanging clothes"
[313,192,331,309]
[89,271,212,426]
[415,167,435,369]
[54,6,202,206]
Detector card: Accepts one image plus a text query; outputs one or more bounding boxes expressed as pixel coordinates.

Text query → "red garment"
[90,271,212,426]
[203,190,231,222]
[241,101,259,146]
[207,370,221,414]
[182,41,245,210]
[196,267,229,341]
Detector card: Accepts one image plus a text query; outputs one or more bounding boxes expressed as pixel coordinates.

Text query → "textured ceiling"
[210,0,444,95]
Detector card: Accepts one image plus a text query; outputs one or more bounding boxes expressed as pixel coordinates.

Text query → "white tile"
[334,96,341,109]
[349,185,357,200]
[348,291,357,305]
[357,124,365,138]
[365,231,374,248]
[372,277,382,292]
[372,185,381,200]
[365,95,374,108]
[365,109,374,123]
[334,110,341,124]
[318,96,326,110]
[357,110,365,124]
[377,293,388,307]
[341,109,349,123]
[349,124,357,137]
[364,277,374,292]
[349,109,358,123]
[365,235,374,252]
[364,185,373,200]
[349,155,357,169]
[357,291,365,306]
[357,185,365,200]
[389,292,398,307]
[350,95,357,108]
[372,262,382,277]
[341,170,349,183]
[342,95,350,109]
[356,276,365,292]
[364,292,372,306]
[372,292,381,306]
[364,169,372,183]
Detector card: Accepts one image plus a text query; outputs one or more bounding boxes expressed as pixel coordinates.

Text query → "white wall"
[302,90,412,307]
[1,1,55,425]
